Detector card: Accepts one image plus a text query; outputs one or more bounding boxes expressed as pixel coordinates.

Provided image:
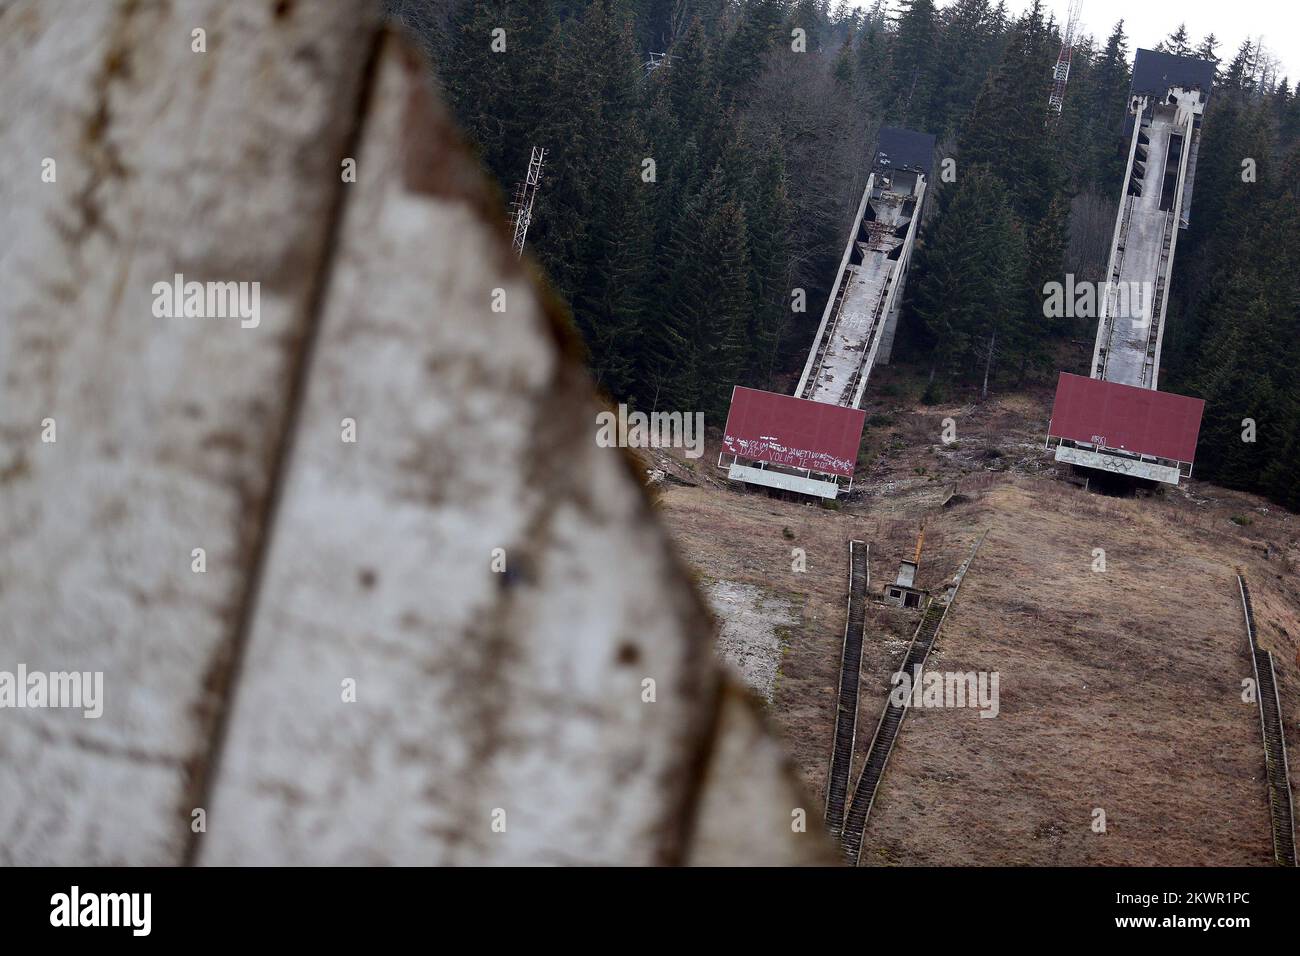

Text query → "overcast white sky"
[857,0,1300,83]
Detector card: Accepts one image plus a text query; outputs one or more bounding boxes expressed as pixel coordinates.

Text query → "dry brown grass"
[649,385,1299,866]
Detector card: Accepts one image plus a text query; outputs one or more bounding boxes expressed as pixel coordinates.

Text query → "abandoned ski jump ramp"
[1091,50,1214,390]
[1048,50,1213,486]
[796,127,933,408]
[720,127,935,500]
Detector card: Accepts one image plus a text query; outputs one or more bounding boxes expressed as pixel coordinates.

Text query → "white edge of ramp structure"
[1091,90,1201,390]
[727,462,842,499]
[849,174,927,409]
[795,172,876,400]
[1053,444,1182,485]
[795,147,930,409]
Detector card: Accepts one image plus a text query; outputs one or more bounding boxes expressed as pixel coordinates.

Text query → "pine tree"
[717,0,786,106]
[1223,38,1261,94]
[440,0,559,183]
[911,167,1023,382]
[557,5,655,399]
[926,0,999,138]
[1024,194,1071,342]
[1195,33,1221,80]
[1167,123,1298,506]
[853,7,891,101]
[1188,295,1279,489]
[832,33,855,88]
[1078,20,1131,195]
[888,0,940,127]
[1156,24,1193,58]
[1235,145,1300,502]
[631,0,680,53]
[664,17,716,125]
[1271,79,1297,144]
[936,0,1066,408]
[737,131,796,388]
[645,166,754,417]
[959,0,1060,222]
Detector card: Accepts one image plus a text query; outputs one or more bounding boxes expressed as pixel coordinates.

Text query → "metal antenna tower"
[509,146,547,258]
[644,52,677,72]
[1047,0,1083,116]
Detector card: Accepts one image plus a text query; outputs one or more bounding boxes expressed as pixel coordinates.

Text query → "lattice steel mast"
[1047,0,1083,116]
[508,146,547,258]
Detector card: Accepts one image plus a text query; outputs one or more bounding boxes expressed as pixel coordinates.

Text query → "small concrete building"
[883,559,927,609]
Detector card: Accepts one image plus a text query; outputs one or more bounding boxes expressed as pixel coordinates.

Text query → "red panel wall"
[1049,373,1204,463]
[721,387,866,477]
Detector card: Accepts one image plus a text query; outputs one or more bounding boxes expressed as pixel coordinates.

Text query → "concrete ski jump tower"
[796,127,935,407]
[719,128,936,499]
[1047,51,1213,486]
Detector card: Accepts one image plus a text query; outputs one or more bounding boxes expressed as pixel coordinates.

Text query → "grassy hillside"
[647,374,1299,865]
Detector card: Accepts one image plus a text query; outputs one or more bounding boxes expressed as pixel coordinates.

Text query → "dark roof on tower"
[1130,48,1216,101]
[875,127,936,178]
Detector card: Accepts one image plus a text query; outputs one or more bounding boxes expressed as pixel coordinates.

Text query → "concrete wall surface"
[0,0,834,867]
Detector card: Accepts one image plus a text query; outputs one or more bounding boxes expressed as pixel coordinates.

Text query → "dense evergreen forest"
[387,0,1300,509]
